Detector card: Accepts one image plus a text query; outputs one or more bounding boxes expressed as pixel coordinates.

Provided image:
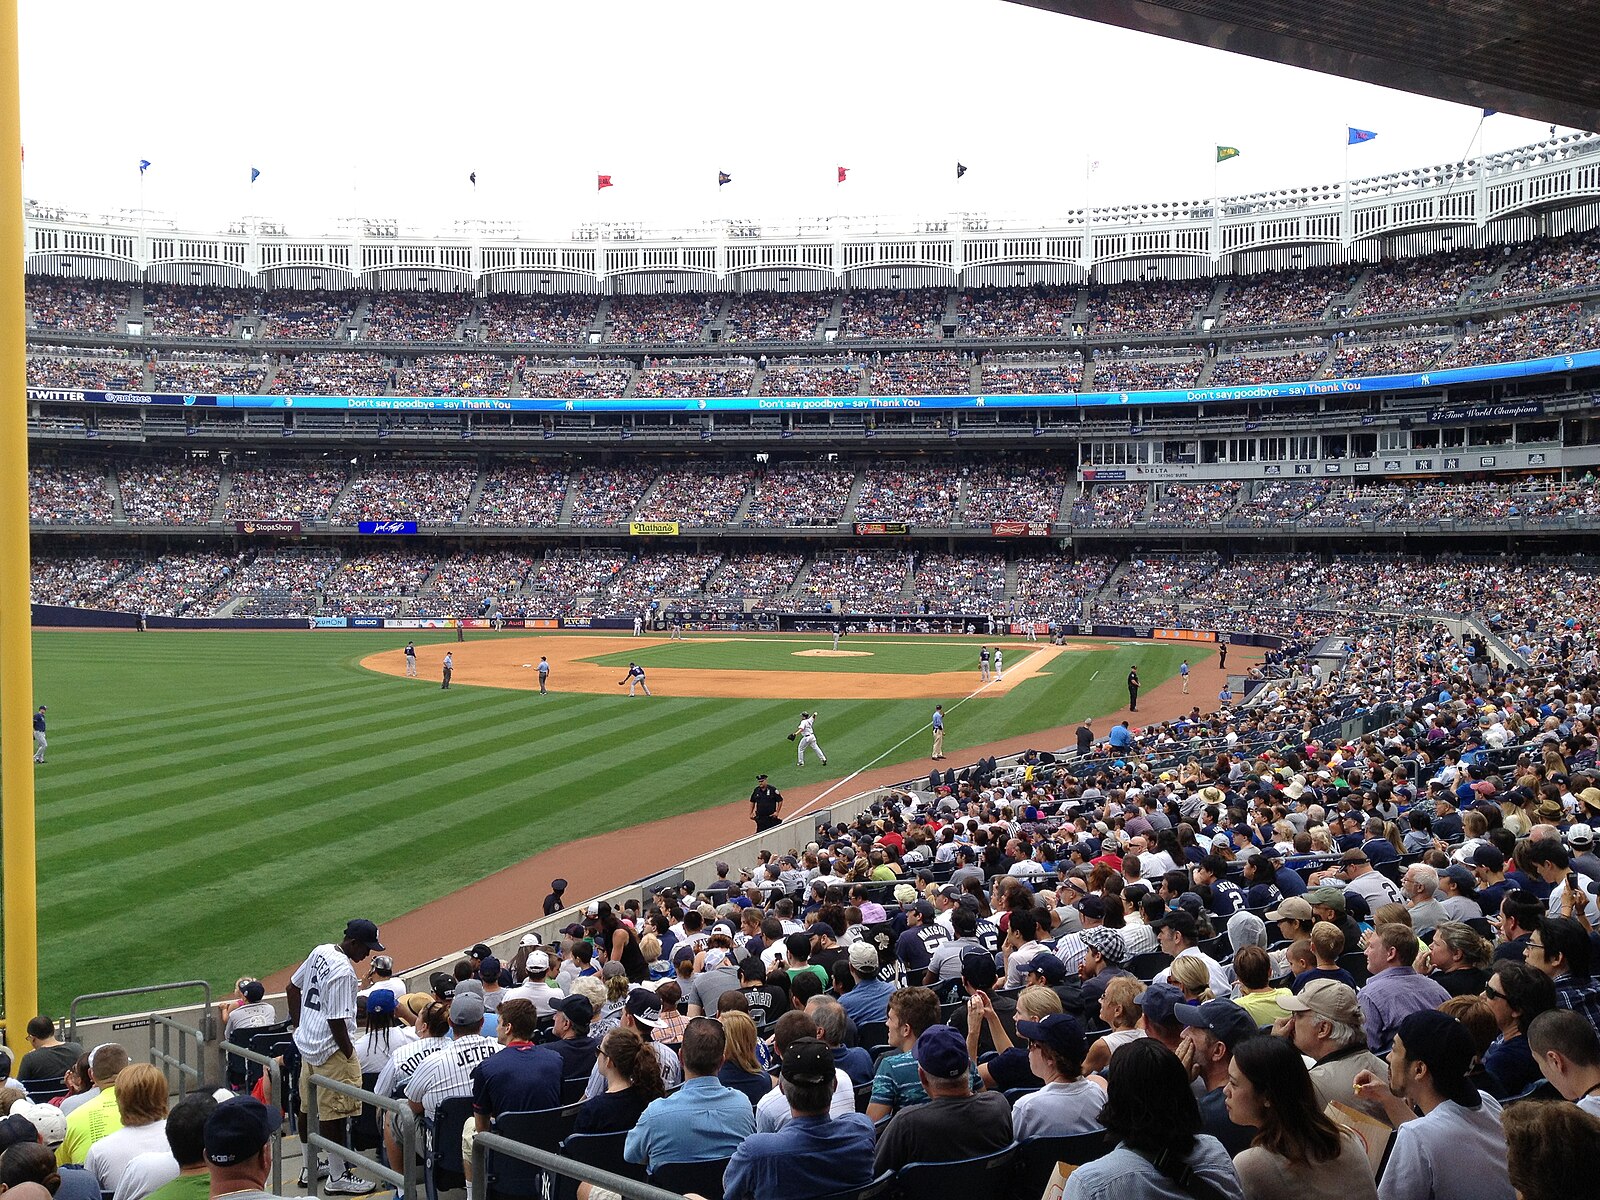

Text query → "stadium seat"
[423,1096,474,1200]
[486,1106,566,1199]
[648,1157,733,1200]
[1010,1131,1112,1199]
[552,1129,642,1200]
[812,1171,895,1200]
[892,1143,1018,1198]
[1128,952,1172,980]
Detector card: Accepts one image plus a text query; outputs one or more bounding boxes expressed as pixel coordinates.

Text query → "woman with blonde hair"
[715,1011,770,1105]
[973,984,1063,1091]
[83,1064,169,1194]
[1169,955,1214,1003]
[1083,976,1147,1075]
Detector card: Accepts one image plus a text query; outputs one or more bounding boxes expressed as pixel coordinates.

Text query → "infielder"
[33,705,46,764]
[633,614,644,637]
[993,647,1004,681]
[978,646,991,682]
[619,662,651,696]
[537,656,550,694]
[793,711,827,766]
[1025,621,1037,642]
[403,641,418,678]
[1179,659,1190,693]
[441,652,453,690]
[832,626,841,651]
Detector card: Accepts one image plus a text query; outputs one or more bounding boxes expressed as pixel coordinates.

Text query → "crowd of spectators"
[427,550,536,607]
[29,552,138,607]
[742,463,857,526]
[600,551,725,607]
[1146,481,1244,526]
[1009,553,1116,620]
[225,548,340,597]
[522,365,632,399]
[143,285,251,338]
[1089,353,1203,391]
[1493,227,1600,298]
[109,550,239,616]
[1070,484,1149,528]
[1209,351,1328,387]
[759,360,864,396]
[149,351,268,395]
[333,461,476,525]
[392,354,514,397]
[479,293,599,344]
[470,464,568,526]
[321,549,437,605]
[117,458,220,524]
[721,293,833,343]
[28,352,145,390]
[1103,552,1222,624]
[838,289,947,340]
[271,353,392,396]
[25,278,129,333]
[796,549,912,610]
[28,460,115,523]
[566,464,661,526]
[1438,304,1600,368]
[1218,265,1356,327]
[225,462,347,522]
[527,547,628,606]
[960,460,1069,525]
[1086,279,1211,336]
[1350,247,1502,317]
[870,352,973,396]
[979,354,1084,395]
[605,294,715,343]
[956,285,1077,339]
[702,552,805,606]
[1330,334,1451,378]
[912,551,1006,611]
[636,464,754,525]
[856,463,959,524]
[362,292,472,342]
[258,291,356,340]
[633,367,755,398]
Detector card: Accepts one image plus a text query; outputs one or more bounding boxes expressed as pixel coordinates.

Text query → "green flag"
[1216,146,1240,163]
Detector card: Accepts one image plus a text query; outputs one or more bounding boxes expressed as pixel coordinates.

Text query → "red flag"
[837,166,848,183]
[597,174,613,191]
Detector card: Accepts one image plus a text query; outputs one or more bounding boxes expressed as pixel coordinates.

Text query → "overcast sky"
[19,0,1568,237]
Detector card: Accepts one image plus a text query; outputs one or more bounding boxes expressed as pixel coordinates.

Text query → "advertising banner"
[1154,628,1218,642]
[350,617,384,628]
[1008,622,1050,636]
[991,521,1051,537]
[855,522,910,535]
[358,521,419,535]
[234,520,302,535]
[629,521,681,536]
[311,616,348,629]
[562,616,594,629]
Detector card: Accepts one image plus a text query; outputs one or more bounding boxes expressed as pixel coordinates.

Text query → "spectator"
[1358,923,1452,1053]
[1276,981,1389,1121]
[623,1017,753,1174]
[15,1020,79,1097]
[1502,1099,1600,1200]
[1175,1000,1260,1155]
[1009,1013,1107,1139]
[116,1092,218,1200]
[1526,1008,1600,1115]
[199,1097,278,1196]
[571,1026,665,1136]
[872,1025,1012,1176]
[1527,915,1600,1035]
[59,1043,130,1164]
[470,999,560,1133]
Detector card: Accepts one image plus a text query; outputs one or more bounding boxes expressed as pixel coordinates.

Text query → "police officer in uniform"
[750,774,784,833]
[1127,665,1139,712]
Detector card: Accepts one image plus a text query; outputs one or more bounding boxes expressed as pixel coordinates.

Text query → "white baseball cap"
[1570,823,1595,847]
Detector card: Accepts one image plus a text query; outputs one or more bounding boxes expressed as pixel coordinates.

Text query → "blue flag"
[138,158,151,174]
[1482,107,1498,117]
[1347,127,1377,145]
[250,167,260,184]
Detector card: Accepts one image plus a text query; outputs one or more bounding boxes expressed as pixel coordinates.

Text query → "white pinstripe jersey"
[404,1034,498,1118]
[375,1035,447,1100]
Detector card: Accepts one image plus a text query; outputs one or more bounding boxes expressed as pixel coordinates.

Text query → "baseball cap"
[705,948,733,971]
[1280,979,1362,1027]
[1025,952,1067,984]
[204,1097,282,1166]
[1442,864,1479,892]
[11,1101,64,1149]
[0,1113,38,1154]
[549,993,594,1027]
[1174,892,1204,916]
[1136,982,1184,1027]
[1078,926,1127,966]
[462,942,491,959]
[449,992,485,1025]
[345,919,385,952]
[429,971,456,998]
[525,950,551,973]
[1265,896,1315,922]
[366,989,398,1017]
[781,1037,835,1085]
[1174,998,1259,1049]
[478,956,502,981]
[240,980,266,1004]
[601,960,628,979]
[456,979,486,998]
[1075,894,1106,920]
[808,922,837,940]
[626,988,664,1028]
[848,942,879,972]
[959,949,998,989]
[561,923,586,938]
[1305,886,1347,912]
[1015,1013,1086,1061]
[1149,910,1198,940]
[550,878,568,892]
[1570,823,1596,848]
[911,899,937,920]
[1395,1010,1480,1107]
[1469,844,1506,871]
[913,1024,971,1079]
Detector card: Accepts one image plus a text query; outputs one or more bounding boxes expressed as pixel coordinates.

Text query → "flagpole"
[0,0,40,1061]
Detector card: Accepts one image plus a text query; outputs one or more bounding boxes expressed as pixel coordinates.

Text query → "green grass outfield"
[582,635,1038,674]
[19,630,1195,1010]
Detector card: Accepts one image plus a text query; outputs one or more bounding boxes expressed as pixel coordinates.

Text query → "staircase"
[839,465,868,523]
[554,476,578,526]
[105,465,126,521]
[210,469,234,523]
[460,464,489,521]
[588,298,612,342]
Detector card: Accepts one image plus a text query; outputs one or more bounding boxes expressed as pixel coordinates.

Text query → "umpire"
[750,774,784,832]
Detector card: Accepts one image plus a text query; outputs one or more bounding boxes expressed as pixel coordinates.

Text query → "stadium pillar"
[0,0,37,1055]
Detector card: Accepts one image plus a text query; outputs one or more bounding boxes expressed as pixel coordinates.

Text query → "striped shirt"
[291,944,359,1066]
[376,1036,447,1101]
[404,1034,499,1118]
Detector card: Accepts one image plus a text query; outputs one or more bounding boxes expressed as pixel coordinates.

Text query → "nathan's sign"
[629,521,681,536]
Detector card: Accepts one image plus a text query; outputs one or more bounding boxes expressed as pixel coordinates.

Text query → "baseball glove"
[787,733,796,741]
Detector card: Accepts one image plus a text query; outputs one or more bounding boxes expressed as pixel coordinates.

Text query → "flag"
[1348,127,1377,145]
[837,166,848,183]
[250,167,260,184]
[718,171,732,187]
[1216,146,1239,163]
[138,158,151,174]
[469,171,477,187]
[1482,108,1498,117]
[597,174,613,191]
[1088,160,1100,173]
[956,162,967,180]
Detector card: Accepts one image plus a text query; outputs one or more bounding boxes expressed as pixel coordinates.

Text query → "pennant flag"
[597,174,613,191]
[1216,146,1239,163]
[1482,107,1498,117]
[250,167,260,184]
[718,171,732,187]
[469,171,477,187]
[837,166,849,183]
[956,162,967,180]
[138,158,151,174]
[1348,127,1377,145]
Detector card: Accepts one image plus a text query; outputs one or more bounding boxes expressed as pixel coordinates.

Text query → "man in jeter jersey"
[286,918,385,1194]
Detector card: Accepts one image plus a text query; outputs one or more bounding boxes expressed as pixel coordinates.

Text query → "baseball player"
[403,642,418,678]
[33,705,47,764]
[441,652,453,690]
[993,647,1004,681]
[537,657,550,694]
[793,711,827,766]
[978,646,991,682]
[1180,659,1190,692]
[1025,621,1037,642]
[832,625,841,651]
[633,614,644,637]
[619,662,651,696]
[931,705,945,760]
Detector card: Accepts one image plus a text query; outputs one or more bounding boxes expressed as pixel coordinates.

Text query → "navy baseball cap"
[204,1097,282,1166]
[913,1024,970,1079]
[1136,982,1184,1026]
[345,919,385,951]
[1016,1013,1086,1061]
[1025,952,1068,984]
[549,993,594,1027]
[1174,999,1259,1050]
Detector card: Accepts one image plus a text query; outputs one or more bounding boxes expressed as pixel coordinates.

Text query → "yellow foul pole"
[0,0,35,1057]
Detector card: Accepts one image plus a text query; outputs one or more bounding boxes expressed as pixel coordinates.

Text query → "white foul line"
[788,675,1001,820]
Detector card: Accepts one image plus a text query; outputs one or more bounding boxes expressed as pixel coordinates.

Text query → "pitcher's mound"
[793,649,874,658]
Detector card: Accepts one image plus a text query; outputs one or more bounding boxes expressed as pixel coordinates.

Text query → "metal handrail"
[469,1130,685,1200]
[214,1040,286,1196]
[147,1013,206,1095]
[303,1069,419,1200]
[67,980,212,1044]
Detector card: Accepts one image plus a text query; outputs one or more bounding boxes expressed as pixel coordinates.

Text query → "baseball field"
[24,629,1201,1010]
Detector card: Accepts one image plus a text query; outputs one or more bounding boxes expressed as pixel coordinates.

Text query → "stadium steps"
[347,296,372,339]
[1003,558,1021,597]
[941,289,961,334]
[1337,267,1374,314]
[1195,356,1216,386]
[730,482,758,524]
[1201,279,1229,326]
[554,477,578,526]
[707,294,734,342]
[823,293,845,337]
[104,465,127,521]
[257,360,280,394]
[749,363,767,396]
[589,297,612,341]
[840,465,868,523]
[622,366,638,398]
[460,467,489,521]
[626,473,665,523]
[126,286,145,328]
[967,359,982,391]
[325,471,359,522]
[1069,287,1091,328]
[211,470,235,523]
